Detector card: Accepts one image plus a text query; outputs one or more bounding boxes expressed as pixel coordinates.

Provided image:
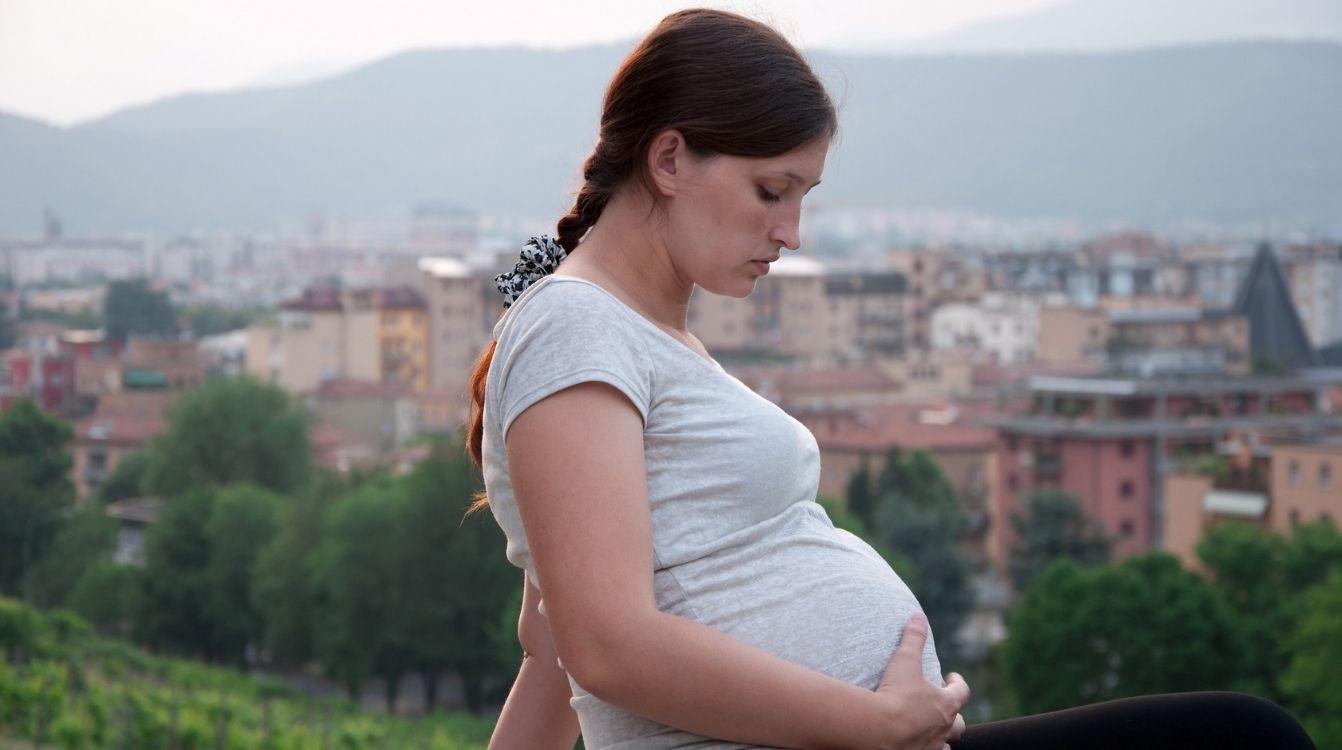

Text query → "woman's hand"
[871,611,970,750]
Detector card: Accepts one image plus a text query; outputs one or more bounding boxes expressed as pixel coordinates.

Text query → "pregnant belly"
[565,502,944,749]
[658,502,945,689]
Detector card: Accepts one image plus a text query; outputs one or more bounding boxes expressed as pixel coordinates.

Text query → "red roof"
[75,412,165,445]
[801,397,1000,453]
[280,287,343,312]
[74,391,174,446]
[377,286,426,310]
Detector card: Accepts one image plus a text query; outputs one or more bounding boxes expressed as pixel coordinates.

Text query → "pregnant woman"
[463,8,1316,750]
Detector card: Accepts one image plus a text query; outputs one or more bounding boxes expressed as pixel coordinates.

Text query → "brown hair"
[463,7,839,517]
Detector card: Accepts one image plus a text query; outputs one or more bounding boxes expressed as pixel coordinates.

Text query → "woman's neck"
[554,193,694,334]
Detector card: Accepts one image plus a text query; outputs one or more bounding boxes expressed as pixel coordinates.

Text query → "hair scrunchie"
[494,235,570,308]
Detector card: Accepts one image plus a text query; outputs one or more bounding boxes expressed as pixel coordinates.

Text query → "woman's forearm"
[488,653,582,750]
[586,610,895,750]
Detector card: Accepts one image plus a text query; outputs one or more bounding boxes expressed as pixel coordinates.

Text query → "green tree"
[0,297,15,349]
[181,304,264,337]
[251,479,338,667]
[103,278,178,342]
[23,502,117,608]
[0,399,75,596]
[311,478,416,706]
[68,560,141,637]
[134,487,218,658]
[1002,553,1246,715]
[203,485,284,666]
[144,376,312,497]
[1279,518,1342,590]
[1007,489,1113,592]
[1280,567,1342,748]
[404,439,516,712]
[1196,518,1342,701]
[844,456,878,530]
[870,449,974,665]
[96,449,152,503]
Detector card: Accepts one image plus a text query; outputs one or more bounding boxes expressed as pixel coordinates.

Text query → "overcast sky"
[0,0,1058,127]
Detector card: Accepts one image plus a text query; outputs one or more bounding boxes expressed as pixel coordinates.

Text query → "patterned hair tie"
[494,235,570,308]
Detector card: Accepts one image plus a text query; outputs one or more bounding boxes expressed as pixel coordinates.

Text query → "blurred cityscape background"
[2,1,1341,748]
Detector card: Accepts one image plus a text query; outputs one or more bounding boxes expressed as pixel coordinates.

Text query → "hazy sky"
[0,0,1058,127]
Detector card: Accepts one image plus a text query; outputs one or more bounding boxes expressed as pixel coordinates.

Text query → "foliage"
[143,376,312,497]
[1007,489,1112,592]
[1001,553,1246,715]
[23,503,117,609]
[202,485,285,666]
[67,560,141,638]
[0,596,494,749]
[1196,518,1342,701]
[843,457,878,530]
[134,488,218,658]
[310,477,415,703]
[0,298,14,350]
[103,278,178,342]
[251,482,337,668]
[0,399,75,596]
[96,449,153,504]
[308,438,518,712]
[181,304,266,337]
[16,305,103,330]
[402,440,517,712]
[868,449,974,665]
[1280,568,1342,749]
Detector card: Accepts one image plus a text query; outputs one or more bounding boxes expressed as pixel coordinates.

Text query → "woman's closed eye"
[757,186,782,203]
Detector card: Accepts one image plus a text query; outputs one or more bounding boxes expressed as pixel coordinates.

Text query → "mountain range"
[2,38,1339,236]
[848,0,1342,53]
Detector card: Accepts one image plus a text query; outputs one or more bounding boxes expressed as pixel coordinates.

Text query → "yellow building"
[376,287,429,391]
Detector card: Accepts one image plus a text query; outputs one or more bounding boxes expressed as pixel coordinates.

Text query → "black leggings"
[950,692,1316,750]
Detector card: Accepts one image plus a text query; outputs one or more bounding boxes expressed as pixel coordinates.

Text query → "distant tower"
[1232,240,1318,370]
[42,208,62,241]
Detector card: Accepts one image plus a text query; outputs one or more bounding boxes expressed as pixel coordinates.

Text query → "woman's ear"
[647,128,686,199]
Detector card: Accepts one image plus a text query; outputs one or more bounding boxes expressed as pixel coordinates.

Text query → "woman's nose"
[771,222,801,251]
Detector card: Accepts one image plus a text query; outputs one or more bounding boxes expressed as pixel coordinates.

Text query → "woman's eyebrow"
[772,171,821,190]
[776,170,822,189]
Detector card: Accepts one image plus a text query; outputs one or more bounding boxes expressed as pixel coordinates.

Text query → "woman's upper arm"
[505,378,656,692]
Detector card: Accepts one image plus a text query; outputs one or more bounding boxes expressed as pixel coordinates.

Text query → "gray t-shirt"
[482,274,943,750]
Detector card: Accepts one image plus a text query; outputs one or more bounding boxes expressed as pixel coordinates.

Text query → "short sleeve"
[490,281,654,442]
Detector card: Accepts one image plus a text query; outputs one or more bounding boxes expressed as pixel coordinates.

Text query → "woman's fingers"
[943,672,971,710]
[949,712,966,741]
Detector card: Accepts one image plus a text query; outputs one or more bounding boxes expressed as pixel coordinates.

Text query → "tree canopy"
[1001,553,1246,715]
[1007,488,1113,592]
[144,376,312,497]
[103,278,178,342]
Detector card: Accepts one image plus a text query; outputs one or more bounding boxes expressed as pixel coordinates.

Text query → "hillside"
[2,40,1339,235]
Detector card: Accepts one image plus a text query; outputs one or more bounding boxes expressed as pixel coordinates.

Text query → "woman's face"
[657,134,829,298]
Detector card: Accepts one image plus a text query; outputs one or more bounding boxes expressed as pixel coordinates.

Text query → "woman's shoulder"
[494,275,632,338]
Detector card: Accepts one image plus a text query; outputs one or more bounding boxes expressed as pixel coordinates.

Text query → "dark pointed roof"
[1318,339,1342,367]
[1232,241,1318,369]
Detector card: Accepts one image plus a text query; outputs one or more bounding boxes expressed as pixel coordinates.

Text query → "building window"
[1120,440,1135,458]
[1322,463,1334,490]
[1007,474,1019,491]
[1289,460,1301,487]
[1120,479,1134,499]
[1120,520,1135,538]
[1290,508,1301,527]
